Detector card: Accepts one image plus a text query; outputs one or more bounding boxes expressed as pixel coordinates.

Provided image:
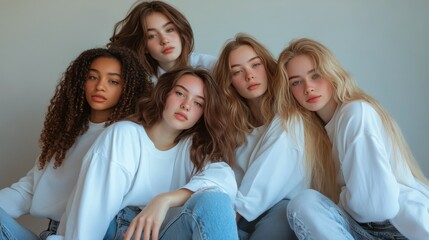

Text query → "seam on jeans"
[0,223,14,240]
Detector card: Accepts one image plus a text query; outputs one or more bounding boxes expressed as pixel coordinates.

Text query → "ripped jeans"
[286,189,407,240]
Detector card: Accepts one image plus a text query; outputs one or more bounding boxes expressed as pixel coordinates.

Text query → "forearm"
[160,188,193,208]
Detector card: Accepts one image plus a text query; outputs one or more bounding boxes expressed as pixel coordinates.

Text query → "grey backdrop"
[1,0,428,233]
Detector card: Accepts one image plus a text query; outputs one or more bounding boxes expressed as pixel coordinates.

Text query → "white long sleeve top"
[53,120,237,240]
[150,52,217,84]
[325,101,429,240]
[234,115,309,221]
[0,121,105,221]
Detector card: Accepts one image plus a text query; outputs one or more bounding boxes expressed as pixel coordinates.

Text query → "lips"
[306,95,321,103]
[91,94,107,102]
[247,83,260,91]
[163,47,174,54]
[174,112,188,121]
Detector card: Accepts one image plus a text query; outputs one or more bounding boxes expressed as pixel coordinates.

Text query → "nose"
[245,70,254,82]
[303,81,314,95]
[95,80,105,91]
[160,34,169,46]
[180,99,190,111]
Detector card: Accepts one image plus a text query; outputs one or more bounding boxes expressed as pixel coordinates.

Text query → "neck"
[317,99,338,125]
[159,61,177,73]
[90,110,111,123]
[247,97,264,127]
[146,122,181,150]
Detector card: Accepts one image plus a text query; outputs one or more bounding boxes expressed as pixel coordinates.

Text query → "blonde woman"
[278,38,429,240]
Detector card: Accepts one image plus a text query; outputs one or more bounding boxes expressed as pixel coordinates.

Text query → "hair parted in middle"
[38,46,153,170]
[213,33,277,146]
[130,66,236,172]
[277,38,428,193]
[108,0,194,77]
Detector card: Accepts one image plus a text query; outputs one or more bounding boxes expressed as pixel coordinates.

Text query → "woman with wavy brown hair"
[108,0,216,84]
[51,67,239,240]
[0,46,152,239]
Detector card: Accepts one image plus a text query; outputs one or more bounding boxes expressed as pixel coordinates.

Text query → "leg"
[103,206,141,240]
[249,199,295,240]
[160,190,238,240]
[0,206,39,240]
[287,189,374,240]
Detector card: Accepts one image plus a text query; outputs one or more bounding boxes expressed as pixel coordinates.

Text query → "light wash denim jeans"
[287,189,406,240]
[0,206,39,240]
[104,190,238,240]
[237,199,295,240]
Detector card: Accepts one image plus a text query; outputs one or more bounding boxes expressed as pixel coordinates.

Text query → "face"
[162,74,205,131]
[85,57,123,123]
[229,45,268,101]
[286,54,337,122]
[144,12,182,71]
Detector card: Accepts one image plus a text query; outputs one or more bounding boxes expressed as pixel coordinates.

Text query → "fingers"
[123,216,161,240]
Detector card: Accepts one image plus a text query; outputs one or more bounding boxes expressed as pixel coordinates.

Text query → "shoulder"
[99,121,144,141]
[334,101,383,136]
[188,52,217,70]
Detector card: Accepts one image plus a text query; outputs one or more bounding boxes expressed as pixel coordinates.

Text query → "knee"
[184,190,234,218]
[288,189,327,217]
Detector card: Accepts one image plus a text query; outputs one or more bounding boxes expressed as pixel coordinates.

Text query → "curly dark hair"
[107,0,194,77]
[38,46,153,169]
[130,67,236,172]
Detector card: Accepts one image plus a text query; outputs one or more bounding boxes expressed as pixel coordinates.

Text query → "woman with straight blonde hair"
[279,38,429,240]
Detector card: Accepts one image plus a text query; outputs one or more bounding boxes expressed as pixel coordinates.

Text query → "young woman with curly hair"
[0,46,152,239]
[108,0,216,84]
[50,67,238,240]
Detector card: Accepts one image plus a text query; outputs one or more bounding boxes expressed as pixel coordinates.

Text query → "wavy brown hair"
[108,0,194,77]
[130,67,235,172]
[38,46,153,169]
[213,33,277,146]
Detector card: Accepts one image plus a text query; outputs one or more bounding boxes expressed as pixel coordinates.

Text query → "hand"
[124,194,170,240]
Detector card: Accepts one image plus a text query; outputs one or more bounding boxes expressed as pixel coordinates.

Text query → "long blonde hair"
[213,33,277,145]
[278,38,429,196]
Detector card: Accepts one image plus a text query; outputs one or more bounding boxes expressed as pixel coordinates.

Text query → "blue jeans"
[287,189,406,240]
[237,199,295,240]
[104,190,238,240]
[0,206,39,240]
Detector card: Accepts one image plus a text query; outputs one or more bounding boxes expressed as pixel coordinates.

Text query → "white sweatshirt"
[52,120,237,240]
[0,121,105,221]
[234,115,309,221]
[325,101,429,240]
[150,52,217,84]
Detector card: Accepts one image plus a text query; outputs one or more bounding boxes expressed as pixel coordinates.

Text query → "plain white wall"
[1,0,428,233]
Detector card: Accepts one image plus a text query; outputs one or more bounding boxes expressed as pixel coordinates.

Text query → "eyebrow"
[147,21,174,32]
[88,68,121,78]
[230,56,261,68]
[175,84,205,101]
[288,68,315,80]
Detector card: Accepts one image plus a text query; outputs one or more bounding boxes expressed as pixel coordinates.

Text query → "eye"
[175,91,184,97]
[290,80,301,87]
[86,75,97,81]
[231,69,242,76]
[166,27,175,33]
[311,73,321,80]
[147,34,157,40]
[194,101,204,108]
[252,62,262,68]
[108,79,120,85]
